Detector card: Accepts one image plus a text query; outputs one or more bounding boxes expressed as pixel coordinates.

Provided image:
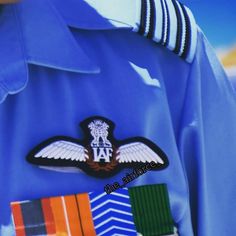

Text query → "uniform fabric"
[1,0,236,236]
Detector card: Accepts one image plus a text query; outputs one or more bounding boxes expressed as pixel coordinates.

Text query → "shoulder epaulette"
[135,0,198,63]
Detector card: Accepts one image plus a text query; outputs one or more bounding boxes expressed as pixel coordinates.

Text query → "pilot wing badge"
[27,116,169,178]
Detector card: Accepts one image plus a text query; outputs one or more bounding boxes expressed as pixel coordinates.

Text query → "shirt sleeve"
[179,29,236,235]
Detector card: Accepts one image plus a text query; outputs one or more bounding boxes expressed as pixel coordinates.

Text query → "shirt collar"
[0,0,140,104]
[0,0,108,103]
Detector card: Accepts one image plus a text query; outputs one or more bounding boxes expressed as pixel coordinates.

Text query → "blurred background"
[182,0,236,82]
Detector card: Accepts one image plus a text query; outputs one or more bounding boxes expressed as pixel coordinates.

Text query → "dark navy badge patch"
[27,116,169,178]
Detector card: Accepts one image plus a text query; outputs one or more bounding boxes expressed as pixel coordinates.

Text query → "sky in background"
[181,0,236,80]
[181,0,236,49]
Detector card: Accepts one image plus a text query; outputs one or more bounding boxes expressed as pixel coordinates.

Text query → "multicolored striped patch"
[11,194,96,236]
[11,184,177,236]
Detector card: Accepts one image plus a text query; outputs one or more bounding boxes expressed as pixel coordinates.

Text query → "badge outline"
[27,116,169,178]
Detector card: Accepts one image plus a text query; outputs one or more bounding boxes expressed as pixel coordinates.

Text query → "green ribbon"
[128,184,176,236]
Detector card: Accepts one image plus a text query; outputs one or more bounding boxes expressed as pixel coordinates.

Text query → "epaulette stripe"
[185,6,198,62]
[144,0,151,36]
[160,0,167,45]
[153,0,163,42]
[163,0,171,47]
[138,0,148,36]
[175,0,186,56]
[162,0,169,45]
[172,0,182,54]
[165,0,177,50]
[147,0,156,39]
[136,0,197,63]
[179,2,191,60]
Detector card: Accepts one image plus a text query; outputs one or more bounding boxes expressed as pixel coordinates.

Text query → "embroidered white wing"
[34,140,88,162]
[116,142,164,164]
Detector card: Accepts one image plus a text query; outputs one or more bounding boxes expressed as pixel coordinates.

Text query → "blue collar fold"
[0,5,28,103]
[0,0,102,103]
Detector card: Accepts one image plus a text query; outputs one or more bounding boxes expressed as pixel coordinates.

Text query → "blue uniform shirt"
[1,0,236,235]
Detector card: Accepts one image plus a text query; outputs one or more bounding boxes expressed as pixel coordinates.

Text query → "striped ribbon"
[11,194,96,236]
[11,184,177,236]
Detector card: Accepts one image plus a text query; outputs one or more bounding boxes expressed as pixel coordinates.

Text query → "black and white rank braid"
[136,0,197,63]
